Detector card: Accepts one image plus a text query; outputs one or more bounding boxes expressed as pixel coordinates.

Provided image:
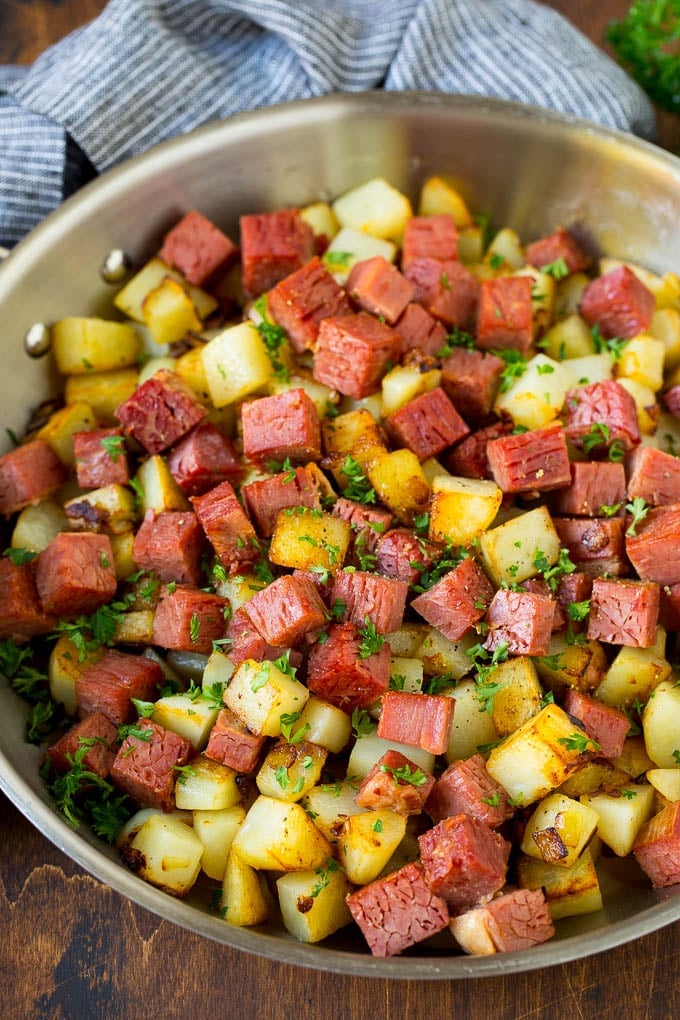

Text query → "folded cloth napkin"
[0,0,656,248]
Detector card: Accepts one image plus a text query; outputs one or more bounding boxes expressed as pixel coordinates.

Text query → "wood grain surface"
[1,3,679,1018]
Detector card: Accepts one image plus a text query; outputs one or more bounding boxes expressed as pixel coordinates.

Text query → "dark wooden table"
[1,3,679,1017]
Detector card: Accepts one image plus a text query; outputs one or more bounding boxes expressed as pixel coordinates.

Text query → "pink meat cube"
[73,427,130,488]
[579,265,655,339]
[393,302,448,359]
[476,276,533,353]
[223,607,293,667]
[626,446,680,506]
[377,690,454,755]
[439,347,505,424]
[116,369,207,455]
[166,421,243,497]
[401,215,458,269]
[35,532,117,616]
[551,461,626,517]
[483,588,555,657]
[240,208,314,298]
[313,313,398,398]
[205,707,266,773]
[243,465,325,537]
[486,423,571,494]
[418,813,510,910]
[404,257,479,328]
[191,480,258,571]
[346,861,449,957]
[46,711,118,777]
[626,504,680,585]
[564,380,641,455]
[444,419,514,479]
[159,209,238,286]
[634,802,680,888]
[354,749,435,815]
[385,386,469,461]
[330,570,408,634]
[242,573,327,646]
[346,256,414,324]
[267,255,351,353]
[152,586,229,654]
[562,689,630,759]
[307,622,391,711]
[411,557,494,642]
[132,509,206,585]
[75,650,163,724]
[587,577,660,648]
[451,888,555,954]
[0,558,56,641]
[331,498,394,554]
[525,228,591,274]
[111,718,193,811]
[425,754,513,828]
[241,388,321,465]
[554,516,628,577]
[374,527,440,586]
[0,438,68,516]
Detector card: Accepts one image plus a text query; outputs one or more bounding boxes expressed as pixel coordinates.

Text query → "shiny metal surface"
[23,322,52,358]
[1,92,680,978]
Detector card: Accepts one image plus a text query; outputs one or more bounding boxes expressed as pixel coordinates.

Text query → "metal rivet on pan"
[100,248,132,284]
[24,322,52,358]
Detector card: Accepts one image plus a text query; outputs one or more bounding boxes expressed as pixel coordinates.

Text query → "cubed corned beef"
[404,257,479,328]
[355,749,435,815]
[224,607,293,667]
[152,586,229,654]
[394,302,448,359]
[444,418,514,479]
[418,813,510,910]
[110,718,193,811]
[0,557,56,641]
[267,256,352,353]
[346,256,414,324]
[565,379,641,456]
[307,622,390,711]
[663,385,680,419]
[243,466,324,537]
[587,577,660,648]
[411,556,494,642]
[346,861,449,957]
[240,207,314,298]
[35,532,117,616]
[579,265,655,339]
[166,421,243,496]
[116,369,207,455]
[0,438,68,516]
[626,446,680,506]
[191,479,258,571]
[562,689,630,759]
[551,461,626,517]
[476,276,534,353]
[401,215,458,269]
[520,578,565,632]
[331,498,393,554]
[377,690,454,755]
[46,711,119,777]
[625,504,680,585]
[439,347,505,425]
[132,509,205,585]
[242,573,327,646]
[483,588,555,657]
[556,571,593,621]
[633,801,680,888]
[313,313,398,398]
[374,527,440,586]
[204,707,266,773]
[241,388,321,465]
[75,649,164,724]
[525,228,591,275]
[554,516,628,578]
[330,570,408,634]
[73,427,130,489]
[425,754,513,828]
[159,209,238,286]
[486,423,571,494]
[450,888,555,955]
[385,386,469,461]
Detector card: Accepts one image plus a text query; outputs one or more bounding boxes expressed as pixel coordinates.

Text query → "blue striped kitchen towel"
[0,0,656,248]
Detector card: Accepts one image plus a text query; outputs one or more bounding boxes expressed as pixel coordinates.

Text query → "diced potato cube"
[558,760,631,798]
[613,736,655,778]
[296,697,352,753]
[386,623,429,659]
[457,226,484,264]
[202,322,272,407]
[642,679,680,768]
[300,201,340,242]
[52,317,141,375]
[347,727,434,780]
[416,628,477,681]
[332,177,413,242]
[562,352,614,388]
[650,307,680,370]
[517,848,602,920]
[617,377,659,435]
[113,609,155,645]
[520,792,599,867]
[152,693,219,750]
[539,314,595,361]
[478,505,561,587]
[277,865,353,942]
[615,335,665,391]
[224,658,309,737]
[109,530,137,580]
[141,277,202,347]
[174,346,211,403]
[555,272,590,318]
[490,656,542,737]
[231,795,332,870]
[193,804,246,881]
[322,227,397,284]
[174,754,240,811]
[389,656,424,695]
[486,704,591,806]
[212,570,264,611]
[302,779,365,844]
[647,769,680,802]
[113,256,217,322]
[485,227,524,270]
[11,500,68,554]
[381,364,442,417]
[595,630,671,708]
[581,784,656,856]
[48,636,105,716]
[418,176,473,228]
[64,483,136,535]
[268,372,338,416]
[201,649,235,698]
[256,740,328,802]
[514,265,555,335]
[268,507,351,574]
[135,455,190,513]
[535,634,608,694]
[65,368,139,423]
[137,356,178,386]
[221,847,269,926]
[494,354,571,430]
[443,680,498,763]
[37,401,96,466]
[367,449,430,526]
[125,813,203,896]
[337,809,407,885]
[429,475,502,545]
[321,408,387,480]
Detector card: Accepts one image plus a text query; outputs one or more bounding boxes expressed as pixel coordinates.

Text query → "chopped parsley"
[351,707,373,738]
[100,434,126,462]
[357,619,386,659]
[379,762,429,787]
[342,455,377,504]
[558,732,601,753]
[3,546,38,565]
[280,710,310,745]
[494,349,529,393]
[253,295,289,382]
[625,497,650,536]
[541,257,569,280]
